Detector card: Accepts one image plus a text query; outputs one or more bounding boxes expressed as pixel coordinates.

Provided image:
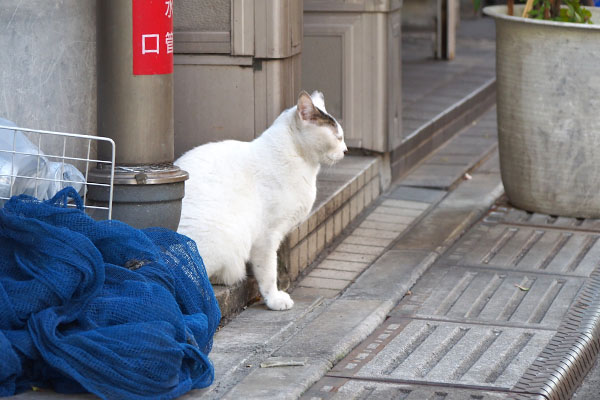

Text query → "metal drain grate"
[485,200,600,233]
[513,268,600,400]
[304,198,600,400]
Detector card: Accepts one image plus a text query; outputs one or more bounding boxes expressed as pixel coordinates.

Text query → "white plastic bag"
[0,118,86,201]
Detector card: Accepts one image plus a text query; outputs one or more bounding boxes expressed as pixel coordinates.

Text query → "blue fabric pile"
[0,187,221,399]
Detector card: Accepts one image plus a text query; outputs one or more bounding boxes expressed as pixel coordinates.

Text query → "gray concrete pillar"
[91,0,187,230]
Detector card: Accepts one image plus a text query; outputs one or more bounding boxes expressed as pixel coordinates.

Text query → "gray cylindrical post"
[92,0,188,230]
[97,0,173,164]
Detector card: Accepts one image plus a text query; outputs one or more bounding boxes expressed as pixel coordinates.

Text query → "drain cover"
[305,200,600,400]
[485,201,600,232]
[331,318,553,391]
[391,266,586,330]
[303,376,523,399]
[446,223,600,277]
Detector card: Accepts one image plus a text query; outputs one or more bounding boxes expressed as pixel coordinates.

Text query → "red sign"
[132,0,174,75]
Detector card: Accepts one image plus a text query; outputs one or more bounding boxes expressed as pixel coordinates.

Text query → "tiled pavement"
[292,104,498,301]
[400,106,497,190]
[393,17,496,182]
[293,197,433,300]
[300,120,600,399]
[168,103,504,399]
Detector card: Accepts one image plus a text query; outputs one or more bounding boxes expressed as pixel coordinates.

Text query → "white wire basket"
[0,124,115,220]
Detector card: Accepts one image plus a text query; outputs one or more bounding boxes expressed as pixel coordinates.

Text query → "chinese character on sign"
[165,0,173,18]
[132,0,173,75]
[142,34,160,54]
[165,32,174,54]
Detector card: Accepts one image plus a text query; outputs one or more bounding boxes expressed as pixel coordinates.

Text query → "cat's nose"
[343,144,348,153]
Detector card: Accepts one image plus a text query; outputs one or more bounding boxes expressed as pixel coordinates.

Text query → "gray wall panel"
[0,0,96,157]
[174,0,231,32]
[0,0,96,134]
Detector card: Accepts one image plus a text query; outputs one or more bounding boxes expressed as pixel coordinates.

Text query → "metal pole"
[97,0,174,165]
[93,0,187,230]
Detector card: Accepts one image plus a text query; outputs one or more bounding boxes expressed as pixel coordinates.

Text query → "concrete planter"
[484,5,600,217]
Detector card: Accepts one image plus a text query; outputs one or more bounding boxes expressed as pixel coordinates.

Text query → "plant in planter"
[507,0,593,22]
[482,2,600,218]
[475,0,595,21]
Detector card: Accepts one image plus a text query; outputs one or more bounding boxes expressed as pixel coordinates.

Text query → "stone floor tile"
[299,276,350,290]
[291,286,340,300]
[318,259,369,273]
[326,251,379,264]
[335,243,384,256]
[307,268,360,281]
[373,206,423,217]
[342,235,393,248]
[359,220,407,232]
[366,212,414,225]
[387,186,446,204]
[353,228,399,239]
[381,199,430,210]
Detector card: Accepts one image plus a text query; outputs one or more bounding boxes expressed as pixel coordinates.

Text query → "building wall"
[174,0,230,32]
[0,0,96,157]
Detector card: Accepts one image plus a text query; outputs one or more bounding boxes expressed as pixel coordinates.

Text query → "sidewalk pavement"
[179,98,600,399]
[181,105,504,399]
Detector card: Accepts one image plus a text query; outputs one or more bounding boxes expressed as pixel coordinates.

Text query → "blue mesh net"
[0,187,221,399]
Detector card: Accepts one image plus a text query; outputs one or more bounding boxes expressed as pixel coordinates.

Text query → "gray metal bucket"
[484,5,600,218]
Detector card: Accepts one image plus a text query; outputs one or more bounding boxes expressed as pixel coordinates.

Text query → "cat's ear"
[311,91,324,103]
[310,91,326,110]
[310,90,325,101]
[297,91,317,122]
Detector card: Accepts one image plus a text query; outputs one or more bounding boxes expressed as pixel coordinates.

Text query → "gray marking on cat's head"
[313,107,338,130]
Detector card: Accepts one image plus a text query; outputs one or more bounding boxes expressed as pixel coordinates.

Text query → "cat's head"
[296,91,347,166]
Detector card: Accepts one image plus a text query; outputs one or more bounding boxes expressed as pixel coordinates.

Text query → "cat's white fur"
[175,91,347,310]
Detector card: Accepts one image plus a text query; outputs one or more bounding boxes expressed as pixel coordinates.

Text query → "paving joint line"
[323,373,539,396]
[434,262,591,279]
[387,315,560,332]
[484,219,600,235]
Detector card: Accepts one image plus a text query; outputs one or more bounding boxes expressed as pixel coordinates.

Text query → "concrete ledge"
[392,79,496,182]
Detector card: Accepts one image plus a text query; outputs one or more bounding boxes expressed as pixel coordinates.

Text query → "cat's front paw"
[264,291,294,311]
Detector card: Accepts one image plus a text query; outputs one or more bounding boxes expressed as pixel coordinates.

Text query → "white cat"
[174,91,347,311]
